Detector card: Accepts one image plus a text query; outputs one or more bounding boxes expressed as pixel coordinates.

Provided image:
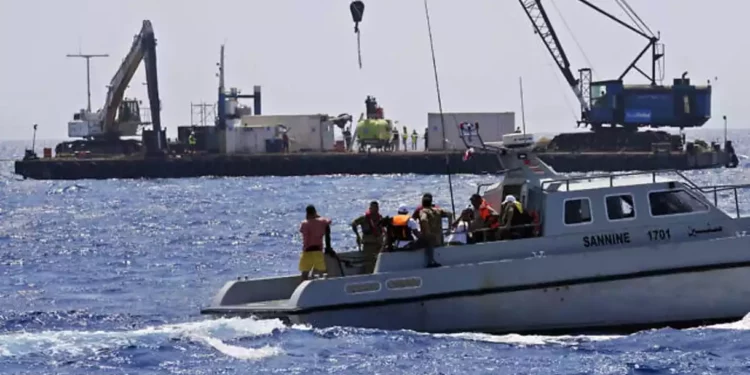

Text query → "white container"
[427,112,516,150]
[68,120,103,138]
[240,114,335,152]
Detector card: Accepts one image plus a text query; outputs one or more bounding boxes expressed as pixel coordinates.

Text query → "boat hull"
[202,232,750,334]
[281,265,750,334]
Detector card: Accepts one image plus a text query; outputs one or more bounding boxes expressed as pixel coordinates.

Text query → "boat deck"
[201,299,295,316]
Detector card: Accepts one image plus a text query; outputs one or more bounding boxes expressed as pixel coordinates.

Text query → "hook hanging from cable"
[349,0,365,69]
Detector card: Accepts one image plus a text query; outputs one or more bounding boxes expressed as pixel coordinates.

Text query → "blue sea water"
[1,129,750,374]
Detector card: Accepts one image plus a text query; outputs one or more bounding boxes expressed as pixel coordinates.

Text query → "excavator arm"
[519,0,588,112]
[100,20,161,137]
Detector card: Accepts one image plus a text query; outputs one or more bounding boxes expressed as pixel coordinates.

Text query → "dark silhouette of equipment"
[216,45,262,131]
[23,124,39,161]
[350,1,365,69]
[330,113,354,130]
[365,95,384,119]
[520,0,711,132]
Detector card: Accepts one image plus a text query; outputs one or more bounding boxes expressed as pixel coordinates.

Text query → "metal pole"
[66,53,109,112]
[423,0,456,217]
[723,115,727,147]
[31,124,37,152]
[85,58,91,111]
[201,103,206,126]
[519,76,527,134]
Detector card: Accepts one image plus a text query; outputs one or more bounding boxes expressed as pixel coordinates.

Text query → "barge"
[14,148,731,180]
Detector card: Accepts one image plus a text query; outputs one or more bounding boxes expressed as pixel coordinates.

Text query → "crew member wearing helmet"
[500,195,525,240]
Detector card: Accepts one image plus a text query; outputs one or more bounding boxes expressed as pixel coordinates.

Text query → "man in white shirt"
[447,208,473,245]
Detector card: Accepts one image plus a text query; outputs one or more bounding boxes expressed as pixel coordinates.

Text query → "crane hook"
[349,1,365,69]
[350,1,365,33]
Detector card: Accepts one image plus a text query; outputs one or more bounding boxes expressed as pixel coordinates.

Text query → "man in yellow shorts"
[299,205,332,281]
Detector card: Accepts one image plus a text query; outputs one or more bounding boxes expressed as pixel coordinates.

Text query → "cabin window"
[649,190,708,217]
[564,198,592,225]
[606,194,635,220]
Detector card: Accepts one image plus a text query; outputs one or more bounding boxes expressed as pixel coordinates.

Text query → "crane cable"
[549,0,596,75]
[615,0,654,37]
[423,0,456,219]
[547,0,594,126]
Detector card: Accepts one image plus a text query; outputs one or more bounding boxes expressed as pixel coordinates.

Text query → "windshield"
[590,84,607,106]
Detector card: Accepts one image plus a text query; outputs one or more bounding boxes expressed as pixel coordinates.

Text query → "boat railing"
[540,169,702,191]
[689,183,750,219]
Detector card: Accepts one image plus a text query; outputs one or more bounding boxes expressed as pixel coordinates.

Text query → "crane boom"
[100,20,161,136]
[519,0,588,112]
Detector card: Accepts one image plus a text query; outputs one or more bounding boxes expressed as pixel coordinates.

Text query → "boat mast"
[519,76,527,134]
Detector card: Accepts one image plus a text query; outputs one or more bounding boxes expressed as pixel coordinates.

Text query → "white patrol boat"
[201,133,750,335]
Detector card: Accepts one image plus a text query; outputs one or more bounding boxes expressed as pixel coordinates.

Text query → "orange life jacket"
[478,200,500,229]
[391,214,412,242]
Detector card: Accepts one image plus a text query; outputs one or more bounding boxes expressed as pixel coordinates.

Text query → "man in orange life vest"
[385,205,421,251]
[351,201,383,273]
[469,194,500,242]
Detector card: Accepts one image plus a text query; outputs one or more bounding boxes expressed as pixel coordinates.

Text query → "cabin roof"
[542,174,675,192]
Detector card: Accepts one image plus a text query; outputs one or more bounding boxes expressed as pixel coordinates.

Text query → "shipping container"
[426,112,515,151]
[241,114,335,152]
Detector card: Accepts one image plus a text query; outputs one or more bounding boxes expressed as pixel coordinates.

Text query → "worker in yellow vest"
[411,130,418,151]
[188,132,197,154]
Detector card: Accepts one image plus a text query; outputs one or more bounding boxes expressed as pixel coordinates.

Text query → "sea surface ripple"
[1,129,750,374]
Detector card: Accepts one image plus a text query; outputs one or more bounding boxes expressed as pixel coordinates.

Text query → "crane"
[519,0,712,131]
[62,20,162,154]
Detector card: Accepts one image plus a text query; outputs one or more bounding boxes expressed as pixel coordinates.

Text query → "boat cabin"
[326,133,747,276]
[467,133,744,246]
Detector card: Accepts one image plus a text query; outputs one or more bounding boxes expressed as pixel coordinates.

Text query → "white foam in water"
[0,317,285,361]
[701,312,750,330]
[436,332,621,346]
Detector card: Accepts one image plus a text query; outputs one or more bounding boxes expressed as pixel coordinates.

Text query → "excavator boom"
[101,20,161,137]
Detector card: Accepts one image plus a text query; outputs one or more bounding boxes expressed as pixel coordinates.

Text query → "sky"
[0,0,747,141]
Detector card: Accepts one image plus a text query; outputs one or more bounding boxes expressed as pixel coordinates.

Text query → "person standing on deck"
[411,130,418,150]
[343,126,353,151]
[351,201,384,273]
[499,195,527,240]
[469,194,501,242]
[282,131,290,153]
[188,131,197,154]
[401,126,408,151]
[447,208,473,245]
[299,205,333,281]
[423,128,429,151]
[391,127,400,151]
[386,205,421,251]
[417,193,452,268]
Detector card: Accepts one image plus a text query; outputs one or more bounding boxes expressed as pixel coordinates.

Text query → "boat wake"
[0,317,286,361]
[3,313,750,363]
[699,312,750,330]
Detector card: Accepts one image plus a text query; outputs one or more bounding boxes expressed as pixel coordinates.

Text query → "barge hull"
[14,151,728,180]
